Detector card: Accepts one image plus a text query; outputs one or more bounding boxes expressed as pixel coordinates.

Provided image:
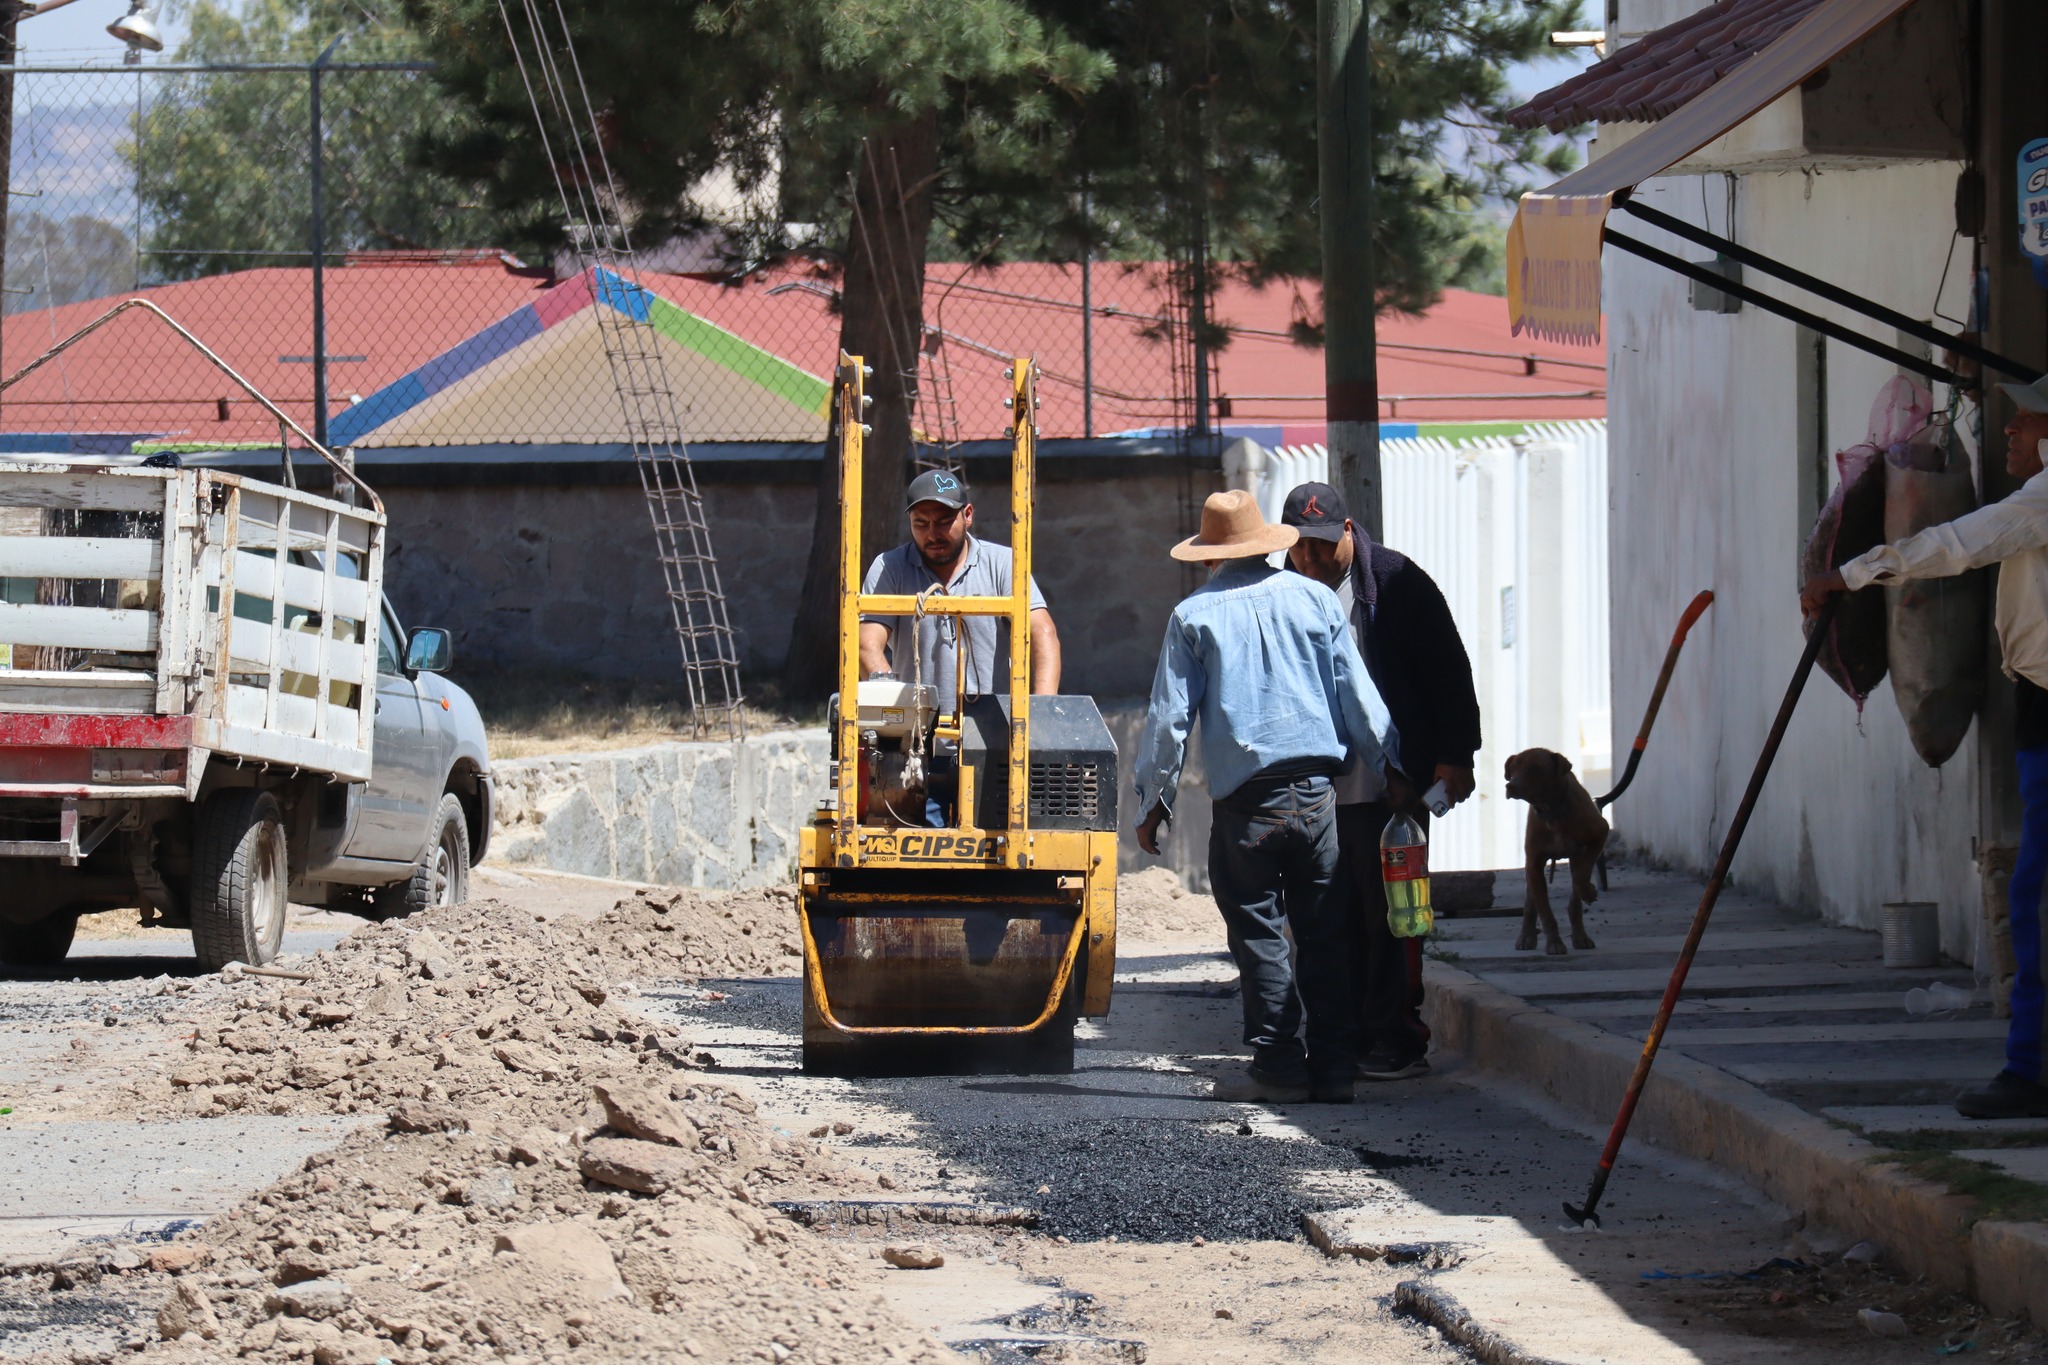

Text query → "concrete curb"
[1424,961,2048,1324]
[1393,1280,1570,1365]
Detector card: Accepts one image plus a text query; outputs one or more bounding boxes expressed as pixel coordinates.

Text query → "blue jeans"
[2009,746,2048,1081]
[1208,771,1355,1081]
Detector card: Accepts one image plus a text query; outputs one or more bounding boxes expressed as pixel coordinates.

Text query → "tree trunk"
[782,113,940,702]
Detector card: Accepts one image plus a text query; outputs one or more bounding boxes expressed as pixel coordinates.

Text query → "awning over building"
[1505,0,1919,344]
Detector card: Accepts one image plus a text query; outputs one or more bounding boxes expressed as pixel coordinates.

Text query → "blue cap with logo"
[906,469,969,510]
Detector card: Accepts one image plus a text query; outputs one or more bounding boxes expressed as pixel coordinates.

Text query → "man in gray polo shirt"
[859,469,1061,705]
[860,470,1061,825]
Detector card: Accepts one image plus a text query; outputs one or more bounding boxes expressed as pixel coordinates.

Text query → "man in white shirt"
[1802,378,2048,1119]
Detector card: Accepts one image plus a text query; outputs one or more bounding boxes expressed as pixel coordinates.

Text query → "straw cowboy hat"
[1170,489,1300,562]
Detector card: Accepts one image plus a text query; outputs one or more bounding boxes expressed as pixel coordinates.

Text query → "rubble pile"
[87,897,945,1364]
[116,1074,945,1364]
[593,886,803,981]
[124,895,797,1124]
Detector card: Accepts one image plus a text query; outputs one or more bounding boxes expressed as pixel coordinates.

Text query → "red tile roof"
[1507,0,1826,133]
[0,256,1603,447]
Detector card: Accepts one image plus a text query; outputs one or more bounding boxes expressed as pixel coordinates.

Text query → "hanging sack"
[1803,442,1889,710]
[1884,417,1987,766]
[1801,377,1941,711]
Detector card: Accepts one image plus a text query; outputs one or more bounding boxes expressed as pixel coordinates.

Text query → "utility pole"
[0,3,22,412]
[1318,0,1380,536]
[308,32,343,450]
[1080,191,1093,439]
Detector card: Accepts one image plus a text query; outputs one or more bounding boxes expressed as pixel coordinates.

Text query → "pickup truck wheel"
[371,794,470,921]
[190,789,290,971]
[0,913,78,967]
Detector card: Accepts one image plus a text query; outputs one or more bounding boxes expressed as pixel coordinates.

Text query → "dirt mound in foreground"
[97,897,942,1365]
[1116,867,1223,943]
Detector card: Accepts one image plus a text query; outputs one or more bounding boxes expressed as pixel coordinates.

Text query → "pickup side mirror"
[405,627,453,674]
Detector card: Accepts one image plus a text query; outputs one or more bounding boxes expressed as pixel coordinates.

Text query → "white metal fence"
[1225,421,1610,871]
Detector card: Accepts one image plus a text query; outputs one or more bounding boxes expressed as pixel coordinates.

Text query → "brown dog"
[1503,748,1607,955]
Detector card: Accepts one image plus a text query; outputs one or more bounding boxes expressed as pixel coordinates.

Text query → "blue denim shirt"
[1133,559,1399,817]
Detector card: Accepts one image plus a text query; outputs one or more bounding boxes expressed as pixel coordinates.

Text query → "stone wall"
[372,444,1220,701]
[491,730,828,888]
[487,713,1217,895]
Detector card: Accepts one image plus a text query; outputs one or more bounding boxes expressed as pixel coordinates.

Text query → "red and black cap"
[906,468,970,510]
[1280,482,1349,543]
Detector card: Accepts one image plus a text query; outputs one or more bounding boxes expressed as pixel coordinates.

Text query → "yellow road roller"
[796,355,1118,1074]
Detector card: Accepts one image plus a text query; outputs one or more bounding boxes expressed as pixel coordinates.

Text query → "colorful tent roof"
[327,268,831,447]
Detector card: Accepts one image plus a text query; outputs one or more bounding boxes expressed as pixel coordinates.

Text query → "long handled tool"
[1598,590,1715,811]
[1563,595,1840,1230]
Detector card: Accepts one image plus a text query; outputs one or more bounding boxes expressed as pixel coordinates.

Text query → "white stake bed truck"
[0,302,492,969]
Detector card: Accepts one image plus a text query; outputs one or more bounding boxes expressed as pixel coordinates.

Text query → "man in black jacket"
[1282,482,1482,1079]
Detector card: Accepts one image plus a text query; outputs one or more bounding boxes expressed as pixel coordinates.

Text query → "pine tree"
[405,0,1111,697]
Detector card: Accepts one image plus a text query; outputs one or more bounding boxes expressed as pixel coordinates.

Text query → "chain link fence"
[0,64,1209,458]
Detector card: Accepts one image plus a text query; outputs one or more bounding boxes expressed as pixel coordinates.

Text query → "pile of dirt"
[1116,867,1222,943]
[121,893,801,1126]
[106,1077,944,1365]
[87,897,946,1364]
[596,885,803,981]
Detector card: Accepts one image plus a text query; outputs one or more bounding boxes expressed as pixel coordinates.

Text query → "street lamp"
[106,0,162,53]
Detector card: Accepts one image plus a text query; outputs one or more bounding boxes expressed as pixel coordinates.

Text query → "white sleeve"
[1841,480,2048,591]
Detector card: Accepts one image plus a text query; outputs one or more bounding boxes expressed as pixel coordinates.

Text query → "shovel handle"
[1599,591,1714,810]
[1570,596,1836,1227]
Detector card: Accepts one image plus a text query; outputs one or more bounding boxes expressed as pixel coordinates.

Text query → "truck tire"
[371,794,470,921]
[0,913,78,967]
[190,789,290,970]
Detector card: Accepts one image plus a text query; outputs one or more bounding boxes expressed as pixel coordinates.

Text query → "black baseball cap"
[906,468,969,510]
[1280,482,1349,543]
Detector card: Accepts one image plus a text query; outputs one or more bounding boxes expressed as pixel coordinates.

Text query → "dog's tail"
[1599,590,1714,810]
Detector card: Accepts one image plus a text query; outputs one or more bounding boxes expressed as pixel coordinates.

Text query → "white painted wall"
[1605,159,1984,959]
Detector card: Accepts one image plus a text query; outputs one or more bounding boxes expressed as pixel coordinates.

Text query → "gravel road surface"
[3,867,2042,1365]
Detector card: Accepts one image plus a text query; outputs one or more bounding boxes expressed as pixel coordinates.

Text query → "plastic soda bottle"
[1380,810,1434,938]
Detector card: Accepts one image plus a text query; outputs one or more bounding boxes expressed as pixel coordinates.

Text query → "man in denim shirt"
[1133,490,1401,1103]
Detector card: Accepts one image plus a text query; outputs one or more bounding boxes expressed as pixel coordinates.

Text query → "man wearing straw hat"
[1133,489,1401,1104]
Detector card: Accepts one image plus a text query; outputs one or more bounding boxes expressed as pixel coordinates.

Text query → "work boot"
[1358,1048,1432,1082]
[1956,1071,2048,1120]
[1211,1063,1310,1104]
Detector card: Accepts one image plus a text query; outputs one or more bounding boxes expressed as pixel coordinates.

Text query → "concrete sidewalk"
[1425,861,2048,1328]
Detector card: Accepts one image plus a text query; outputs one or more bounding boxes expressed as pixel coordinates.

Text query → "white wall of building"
[1605,159,1984,958]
